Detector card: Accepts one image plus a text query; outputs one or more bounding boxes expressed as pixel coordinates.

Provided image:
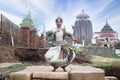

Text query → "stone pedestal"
[69,65,104,80]
[32,66,68,80]
[10,65,105,80]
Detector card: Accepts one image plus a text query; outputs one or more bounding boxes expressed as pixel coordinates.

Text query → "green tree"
[20,11,35,30]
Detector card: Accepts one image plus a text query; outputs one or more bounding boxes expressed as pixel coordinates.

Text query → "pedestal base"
[10,65,105,80]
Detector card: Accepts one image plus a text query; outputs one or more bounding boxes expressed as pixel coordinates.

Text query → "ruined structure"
[0,13,39,48]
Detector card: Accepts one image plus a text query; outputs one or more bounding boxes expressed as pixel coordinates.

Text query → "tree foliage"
[20,11,35,30]
[114,41,120,49]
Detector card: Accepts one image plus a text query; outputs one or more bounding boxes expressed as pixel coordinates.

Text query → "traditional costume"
[45,28,76,71]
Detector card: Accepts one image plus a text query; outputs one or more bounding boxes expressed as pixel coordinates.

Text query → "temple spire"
[76,10,90,19]
[105,19,109,26]
[101,20,114,32]
[82,9,84,13]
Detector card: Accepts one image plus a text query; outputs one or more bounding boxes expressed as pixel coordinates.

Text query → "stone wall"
[0,46,14,62]
[87,47,115,55]
[0,14,40,48]
[0,14,23,47]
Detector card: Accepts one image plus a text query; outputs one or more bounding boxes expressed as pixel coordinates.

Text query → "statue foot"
[62,66,67,72]
[52,67,58,72]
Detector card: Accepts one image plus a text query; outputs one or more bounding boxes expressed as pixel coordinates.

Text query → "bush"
[74,49,91,63]
[115,42,120,49]
[15,48,48,62]
[96,65,120,80]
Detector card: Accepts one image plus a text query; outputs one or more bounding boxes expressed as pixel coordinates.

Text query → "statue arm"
[66,31,77,41]
[46,31,53,37]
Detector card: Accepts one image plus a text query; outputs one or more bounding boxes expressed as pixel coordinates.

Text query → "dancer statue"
[45,17,77,72]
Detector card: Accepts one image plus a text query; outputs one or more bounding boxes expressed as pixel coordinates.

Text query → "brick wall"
[0,14,40,48]
[0,46,14,62]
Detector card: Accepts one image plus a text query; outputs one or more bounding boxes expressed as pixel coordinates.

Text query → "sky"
[0,0,120,38]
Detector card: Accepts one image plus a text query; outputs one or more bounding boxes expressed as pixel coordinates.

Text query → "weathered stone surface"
[10,65,105,80]
[32,66,68,80]
[105,76,118,80]
[73,10,93,45]
[10,73,32,80]
[0,46,14,62]
[69,65,104,80]
[10,66,69,80]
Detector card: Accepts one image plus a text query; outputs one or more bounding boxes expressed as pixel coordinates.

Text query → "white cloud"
[28,0,56,16]
[0,0,27,15]
[109,15,120,37]
[110,15,120,25]
[90,0,114,19]
[0,10,22,26]
[0,0,120,39]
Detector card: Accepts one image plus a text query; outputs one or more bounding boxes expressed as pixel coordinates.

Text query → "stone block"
[105,76,118,80]
[10,72,32,80]
[69,65,104,80]
[10,65,105,80]
[33,72,68,80]
[30,66,68,80]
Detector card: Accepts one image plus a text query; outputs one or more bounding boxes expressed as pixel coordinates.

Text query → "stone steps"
[10,65,105,80]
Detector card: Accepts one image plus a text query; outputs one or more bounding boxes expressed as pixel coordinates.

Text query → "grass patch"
[0,64,28,73]
[97,54,120,59]
[92,61,120,66]
[80,61,120,67]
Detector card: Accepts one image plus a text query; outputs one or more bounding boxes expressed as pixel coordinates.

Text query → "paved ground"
[90,55,120,62]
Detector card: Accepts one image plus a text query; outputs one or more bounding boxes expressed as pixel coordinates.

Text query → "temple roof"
[100,34,114,37]
[76,10,90,19]
[101,20,114,32]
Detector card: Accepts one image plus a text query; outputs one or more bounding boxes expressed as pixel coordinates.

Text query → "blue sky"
[0,0,120,38]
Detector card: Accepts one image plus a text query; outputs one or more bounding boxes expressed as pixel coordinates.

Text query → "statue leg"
[61,66,67,72]
[52,66,58,72]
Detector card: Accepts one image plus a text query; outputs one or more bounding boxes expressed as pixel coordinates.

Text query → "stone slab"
[27,66,69,80]
[10,65,105,80]
[105,76,118,80]
[69,65,105,80]
[10,72,32,80]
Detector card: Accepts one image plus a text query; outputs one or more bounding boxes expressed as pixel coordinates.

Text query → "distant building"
[93,21,118,46]
[73,10,93,45]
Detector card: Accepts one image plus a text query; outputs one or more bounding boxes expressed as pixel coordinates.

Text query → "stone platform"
[105,76,118,80]
[10,65,105,80]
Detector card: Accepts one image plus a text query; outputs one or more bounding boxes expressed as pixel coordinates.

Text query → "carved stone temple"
[73,10,93,45]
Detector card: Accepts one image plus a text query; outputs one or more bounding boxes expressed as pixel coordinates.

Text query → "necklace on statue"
[57,28,62,32]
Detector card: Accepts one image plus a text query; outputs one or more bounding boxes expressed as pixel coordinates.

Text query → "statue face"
[56,19,62,28]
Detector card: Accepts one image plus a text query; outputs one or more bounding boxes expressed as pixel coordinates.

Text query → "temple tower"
[73,10,93,45]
